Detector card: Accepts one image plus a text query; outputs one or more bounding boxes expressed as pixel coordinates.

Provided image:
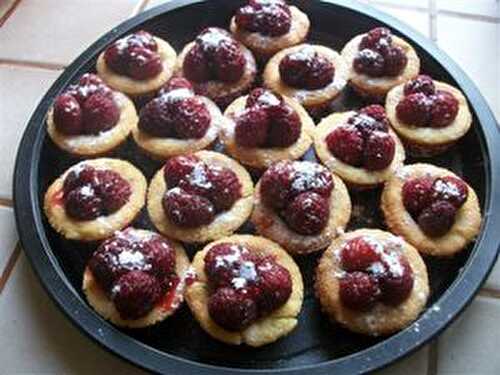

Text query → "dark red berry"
[383,46,408,76]
[283,192,330,235]
[348,113,388,139]
[82,93,120,134]
[235,106,270,147]
[279,50,334,90]
[113,271,162,320]
[206,167,242,212]
[396,93,432,126]
[204,244,244,289]
[246,88,283,109]
[402,176,434,217]
[183,44,211,82]
[63,165,99,195]
[67,76,113,105]
[340,237,382,272]
[65,185,103,220]
[287,162,334,199]
[162,188,215,227]
[258,3,292,36]
[326,125,365,167]
[417,200,457,237]
[213,40,246,83]
[127,47,163,80]
[359,27,392,51]
[378,256,414,306]
[208,287,258,331]
[104,44,127,74]
[359,104,388,125]
[95,170,131,214]
[404,75,435,96]
[138,96,176,137]
[363,131,395,171]
[266,103,301,147]
[128,30,157,51]
[235,5,260,32]
[163,155,200,188]
[159,77,193,96]
[78,73,104,87]
[53,93,83,135]
[339,271,381,311]
[260,161,296,210]
[140,236,177,283]
[431,176,468,208]
[353,49,385,77]
[255,259,292,313]
[174,97,211,139]
[430,90,459,127]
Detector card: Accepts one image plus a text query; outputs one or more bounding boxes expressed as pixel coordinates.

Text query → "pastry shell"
[315,228,429,336]
[381,163,481,256]
[185,234,304,346]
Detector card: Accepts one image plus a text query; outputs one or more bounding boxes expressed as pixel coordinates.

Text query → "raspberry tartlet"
[341,27,420,100]
[314,105,405,189]
[147,151,254,243]
[385,75,472,156]
[83,228,190,328]
[381,164,481,256]
[133,77,223,160]
[43,158,147,241]
[46,73,138,156]
[185,235,303,346]
[252,161,352,254]
[229,0,310,60]
[97,30,177,98]
[315,229,429,336]
[175,27,257,108]
[222,87,315,169]
[263,44,349,113]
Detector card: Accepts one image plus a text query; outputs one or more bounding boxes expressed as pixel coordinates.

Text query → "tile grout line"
[0,242,21,295]
[427,339,439,375]
[0,198,13,207]
[0,0,22,27]
[478,288,500,299]
[429,0,438,42]
[0,59,65,72]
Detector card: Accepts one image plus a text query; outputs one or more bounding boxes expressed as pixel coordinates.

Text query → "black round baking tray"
[13,0,500,374]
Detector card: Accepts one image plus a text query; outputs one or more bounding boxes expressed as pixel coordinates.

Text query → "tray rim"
[12,0,500,374]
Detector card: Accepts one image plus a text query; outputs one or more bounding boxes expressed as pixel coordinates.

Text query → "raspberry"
[82,93,120,134]
[104,44,127,75]
[235,5,260,32]
[65,185,103,220]
[359,27,392,51]
[95,170,131,214]
[63,166,99,195]
[162,188,215,227]
[404,75,435,96]
[430,90,459,127]
[138,96,176,137]
[378,256,414,306]
[340,237,382,272]
[266,103,301,147]
[141,236,176,282]
[174,97,211,139]
[260,161,295,209]
[183,43,211,82]
[127,30,157,51]
[112,271,162,320]
[326,125,365,167]
[246,88,283,109]
[213,40,246,83]
[339,272,381,311]
[204,244,244,289]
[359,104,388,125]
[353,49,385,77]
[396,93,432,126]
[208,287,258,331]
[279,50,334,90]
[348,113,388,139]
[53,93,83,135]
[159,77,193,95]
[127,46,163,80]
[163,155,200,188]
[258,3,292,36]
[255,259,292,313]
[430,176,468,209]
[363,131,395,171]
[283,192,330,235]
[234,106,270,147]
[67,75,113,105]
[383,46,408,76]
[417,200,457,237]
[205,168,242,212]
[287,162,334,198]
[402,176,434,217]
[78,73,105,87]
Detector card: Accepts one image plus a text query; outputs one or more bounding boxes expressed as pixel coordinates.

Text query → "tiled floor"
[0,1,498,374]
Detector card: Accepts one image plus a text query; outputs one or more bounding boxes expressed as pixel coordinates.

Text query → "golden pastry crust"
[47,92,138,156]
[314,111,405,188]
[263,44,349,109]
[83,229,191,328]
[381,163,481,256]
[341,34,420,97]
[315,229,429,336]
[251,171,352,254]
[229,6,310,60]
[385,81,472,155]
[175,41,257,107]
[43,158,147,242]
[222,95,315,169]
[185,234,304,346]
[147,151,254,243]
[132,97,223,160]
[96,37,177,97]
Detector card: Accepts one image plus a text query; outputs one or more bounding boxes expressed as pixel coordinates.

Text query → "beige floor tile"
[0,254,144,374]
[0,0,17,24]
[438,0,500,18]
[437,296,500,374]
[437,16,499,121]
[0,206,17,275]
[370,5,431,37]
[484,261,500,290]
[0,66,61,200]
[0,0,137,66]
[379,345,429,375]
